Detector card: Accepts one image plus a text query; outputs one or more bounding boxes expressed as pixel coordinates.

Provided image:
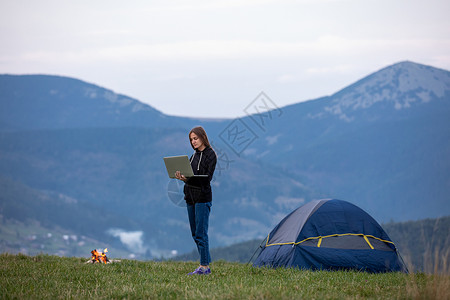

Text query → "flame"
[90,249,110,264]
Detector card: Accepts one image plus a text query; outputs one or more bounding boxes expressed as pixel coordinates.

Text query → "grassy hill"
[1,254,448,299]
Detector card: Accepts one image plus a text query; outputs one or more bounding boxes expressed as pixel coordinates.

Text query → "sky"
[1,0,449,118]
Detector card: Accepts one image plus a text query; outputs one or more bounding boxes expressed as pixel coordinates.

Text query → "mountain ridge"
[301,61,450,122]
[0,74,195,130]
[1,61,449,258]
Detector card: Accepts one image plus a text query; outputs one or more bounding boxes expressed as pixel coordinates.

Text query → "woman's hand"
[175,171,187,182]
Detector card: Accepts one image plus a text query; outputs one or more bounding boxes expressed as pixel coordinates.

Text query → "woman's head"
[189,126,211,150]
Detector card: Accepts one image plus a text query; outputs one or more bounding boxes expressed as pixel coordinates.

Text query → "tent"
[253,199,407,273]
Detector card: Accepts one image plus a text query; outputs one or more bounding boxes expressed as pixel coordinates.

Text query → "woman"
[175,126,217,275]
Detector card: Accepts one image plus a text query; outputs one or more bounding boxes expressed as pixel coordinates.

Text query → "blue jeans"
[187,202,212,266]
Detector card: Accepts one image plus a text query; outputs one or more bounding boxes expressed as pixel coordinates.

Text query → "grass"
[0,253,448,299]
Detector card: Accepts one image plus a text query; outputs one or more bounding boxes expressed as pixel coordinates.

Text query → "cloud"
[277,74,297,83]
[7,36,450,67]
[107,228,147,254]
[306,64,354,75]
[275,196,305,210]
[153,0,354,12]
[266,135,281,145]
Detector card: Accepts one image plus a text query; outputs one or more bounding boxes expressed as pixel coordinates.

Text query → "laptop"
[163,155,209,179]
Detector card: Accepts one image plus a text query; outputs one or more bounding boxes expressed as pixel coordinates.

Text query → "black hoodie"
[183,146,217,204]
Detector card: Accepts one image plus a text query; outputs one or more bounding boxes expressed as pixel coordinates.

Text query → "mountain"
[234,61,450,221]
[0,175,132,258]
[0,61,449,258]
[312,60,449,122]
[0,126,315,257]
[0,74,196,130]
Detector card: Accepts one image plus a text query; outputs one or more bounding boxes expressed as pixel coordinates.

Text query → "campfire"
[90,248,110,264]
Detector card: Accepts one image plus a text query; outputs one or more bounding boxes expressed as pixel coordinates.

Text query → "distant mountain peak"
[82,85,154,114]
[321,61,450,121]
[0,74,177,129]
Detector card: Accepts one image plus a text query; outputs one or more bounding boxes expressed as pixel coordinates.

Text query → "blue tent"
[253,199,407,273]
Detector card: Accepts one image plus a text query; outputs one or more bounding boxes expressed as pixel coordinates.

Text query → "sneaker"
[188,266,211,275]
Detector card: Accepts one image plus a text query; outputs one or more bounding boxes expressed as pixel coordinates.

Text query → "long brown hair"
[189,126,211,150]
